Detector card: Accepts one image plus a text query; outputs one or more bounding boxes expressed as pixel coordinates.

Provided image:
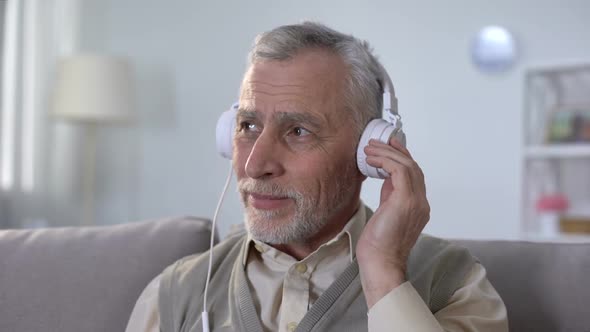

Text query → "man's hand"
[356,137,430,309]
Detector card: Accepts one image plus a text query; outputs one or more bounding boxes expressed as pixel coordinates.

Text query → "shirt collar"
[242,202,368,266]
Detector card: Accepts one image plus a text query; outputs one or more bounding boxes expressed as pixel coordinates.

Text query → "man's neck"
[273,199,361,260]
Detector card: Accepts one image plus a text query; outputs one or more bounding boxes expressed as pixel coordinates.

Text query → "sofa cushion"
[454,239,590,332]
[0,216,212,332]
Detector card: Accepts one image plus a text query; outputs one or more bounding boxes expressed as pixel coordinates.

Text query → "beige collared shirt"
[126,205,508,332]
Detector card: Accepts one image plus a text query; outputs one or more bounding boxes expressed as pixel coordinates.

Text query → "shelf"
[525,60,590,76]
[525,144,590,159]
[521,232,590,243]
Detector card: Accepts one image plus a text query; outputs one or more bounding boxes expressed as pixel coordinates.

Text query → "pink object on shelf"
[535,193,569,212]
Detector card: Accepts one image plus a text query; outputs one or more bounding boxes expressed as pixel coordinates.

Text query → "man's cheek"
[232,149,249,176]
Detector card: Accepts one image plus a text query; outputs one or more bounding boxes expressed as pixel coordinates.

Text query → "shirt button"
[287,322,297,332]
[295,263,307,274]
[254,243,266,253]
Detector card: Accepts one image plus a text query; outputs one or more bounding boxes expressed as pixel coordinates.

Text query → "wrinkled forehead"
[238,54,348,126]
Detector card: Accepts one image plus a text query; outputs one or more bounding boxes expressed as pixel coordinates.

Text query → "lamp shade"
[52,55,134,123]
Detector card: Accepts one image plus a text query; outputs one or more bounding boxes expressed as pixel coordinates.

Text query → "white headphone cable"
[202,161,233,332]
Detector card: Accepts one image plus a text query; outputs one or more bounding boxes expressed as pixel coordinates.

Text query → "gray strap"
[233,242,265,332]
[295,260,360,332]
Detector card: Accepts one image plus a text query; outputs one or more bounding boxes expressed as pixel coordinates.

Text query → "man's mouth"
[248,193,292,210]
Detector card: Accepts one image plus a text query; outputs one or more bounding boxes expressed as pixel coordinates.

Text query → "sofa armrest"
[452,239,590,331]
[0,216,213,332]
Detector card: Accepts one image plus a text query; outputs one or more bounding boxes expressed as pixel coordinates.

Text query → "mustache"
[238,179,303,200]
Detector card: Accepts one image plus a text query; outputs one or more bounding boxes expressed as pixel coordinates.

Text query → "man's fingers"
[365,140,414,168]
[389,137,413,158]
[366,155,414,195]
[365,140,427,196]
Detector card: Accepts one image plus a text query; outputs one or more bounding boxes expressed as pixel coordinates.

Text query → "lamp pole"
[82,123,97,226]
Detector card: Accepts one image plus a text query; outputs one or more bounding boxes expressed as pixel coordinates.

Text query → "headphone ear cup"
[216,103,238,159]
[356,119,402,179]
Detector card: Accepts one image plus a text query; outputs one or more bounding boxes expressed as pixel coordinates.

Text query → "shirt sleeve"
[125,274,162,332]
[367,263,508,332]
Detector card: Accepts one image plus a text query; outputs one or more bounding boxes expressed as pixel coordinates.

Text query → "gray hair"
[247,22,387,135]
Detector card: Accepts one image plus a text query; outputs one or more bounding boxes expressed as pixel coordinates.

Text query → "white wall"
[76,0,590,239]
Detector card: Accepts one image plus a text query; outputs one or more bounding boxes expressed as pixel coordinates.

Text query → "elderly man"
[127,22,508,332]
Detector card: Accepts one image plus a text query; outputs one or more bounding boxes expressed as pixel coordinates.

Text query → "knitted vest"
[158,230,475,332]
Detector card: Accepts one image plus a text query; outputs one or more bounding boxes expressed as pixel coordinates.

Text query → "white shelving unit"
[522,62,590,242]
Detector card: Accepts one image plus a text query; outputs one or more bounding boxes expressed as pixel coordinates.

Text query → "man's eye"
[290,127,311,137]
[239,122,259,132]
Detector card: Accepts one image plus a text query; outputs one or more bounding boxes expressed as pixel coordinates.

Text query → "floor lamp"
[51,55,134,226]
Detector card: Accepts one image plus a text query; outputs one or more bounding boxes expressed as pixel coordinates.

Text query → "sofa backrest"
[2,220,588,332]
[0,217,213,332]
[454,239,590,332]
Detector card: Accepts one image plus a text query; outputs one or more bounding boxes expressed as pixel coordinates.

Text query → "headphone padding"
[216,103,238,159]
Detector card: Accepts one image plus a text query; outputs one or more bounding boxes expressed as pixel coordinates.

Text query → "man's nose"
[244,132,285,179]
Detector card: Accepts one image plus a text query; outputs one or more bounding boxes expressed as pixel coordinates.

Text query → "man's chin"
[245,209,289,230]
[245,210,297,244]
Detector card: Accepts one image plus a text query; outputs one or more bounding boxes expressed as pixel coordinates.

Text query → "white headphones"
[215,65,405,179]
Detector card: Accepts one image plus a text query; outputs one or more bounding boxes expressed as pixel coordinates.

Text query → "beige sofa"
[1,218,588,331]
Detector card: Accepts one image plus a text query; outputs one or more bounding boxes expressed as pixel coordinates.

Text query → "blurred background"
[1,0,589,241]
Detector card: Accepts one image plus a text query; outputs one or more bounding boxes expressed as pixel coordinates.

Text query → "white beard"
[238,168,356,245]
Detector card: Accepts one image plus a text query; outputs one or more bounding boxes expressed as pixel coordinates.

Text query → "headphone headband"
[377,63,402,130]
